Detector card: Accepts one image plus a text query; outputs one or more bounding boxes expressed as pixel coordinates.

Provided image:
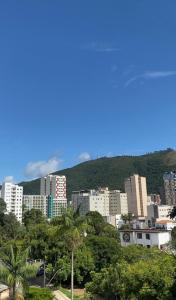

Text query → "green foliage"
[21,149,176,199]
[86,247,176,300]
[23,208,47,228]
[26,287,53,300]
[85,235,121,271]
[0,244,38,299]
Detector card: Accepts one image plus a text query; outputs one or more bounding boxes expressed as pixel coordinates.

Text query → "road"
[53,290,70,300]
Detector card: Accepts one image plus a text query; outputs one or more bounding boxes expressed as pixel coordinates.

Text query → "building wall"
[1,182,23,222]
[72,188,109,217]
[125,174,147,217]
[120,230,171,249]
[23,195,47,216]
[40,175,67,200]
[109,190,128,215]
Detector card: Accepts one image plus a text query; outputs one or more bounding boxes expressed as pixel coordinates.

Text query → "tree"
[0,198,6,214]
[0,244,37,299]
[23,208,46,228]
[168,206,176,219]
[26,287,53,300]
[59,208,87,300]
[86,248,176,300]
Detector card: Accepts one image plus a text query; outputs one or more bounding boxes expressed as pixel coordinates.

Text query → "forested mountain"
[21,149,176,200]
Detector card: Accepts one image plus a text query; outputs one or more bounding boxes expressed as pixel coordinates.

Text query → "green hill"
[20,149,176,201]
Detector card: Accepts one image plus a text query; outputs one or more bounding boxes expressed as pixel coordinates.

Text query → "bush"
[26,287,53,300]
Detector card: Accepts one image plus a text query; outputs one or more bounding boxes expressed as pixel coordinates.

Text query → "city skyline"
[1,1,176,182]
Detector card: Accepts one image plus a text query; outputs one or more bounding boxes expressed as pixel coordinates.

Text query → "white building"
[1,182,23,222]
[72,187,109,217]
[147,204,173,225]
[40,174,67,200]
[125,174,148,217]
[109,190,128,215]
[119,228,171,249]
[23,195,48,216]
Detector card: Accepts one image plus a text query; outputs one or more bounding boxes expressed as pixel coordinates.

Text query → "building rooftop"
[156,219,176,224]
[119,228,169,233]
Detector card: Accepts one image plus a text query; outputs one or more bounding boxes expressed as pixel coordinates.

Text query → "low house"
[119,228,171,249]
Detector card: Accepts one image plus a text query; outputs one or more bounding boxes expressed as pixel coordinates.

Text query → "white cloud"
[81,42,119,53]
[78,152,91,163]
[125,70,176,87]
[24,157,61,179]
[4,176,14,183]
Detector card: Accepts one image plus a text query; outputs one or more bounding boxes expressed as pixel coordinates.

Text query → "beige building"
[109,190,128,215]
[125,174,148,217]
[72,187,109,217]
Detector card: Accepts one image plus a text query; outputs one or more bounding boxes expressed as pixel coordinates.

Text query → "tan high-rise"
[125,174,148,217]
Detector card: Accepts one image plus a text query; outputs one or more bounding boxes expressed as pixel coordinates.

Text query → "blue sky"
[0,0,176,182]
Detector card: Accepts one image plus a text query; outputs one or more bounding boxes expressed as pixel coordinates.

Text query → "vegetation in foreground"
[0,199,176,299]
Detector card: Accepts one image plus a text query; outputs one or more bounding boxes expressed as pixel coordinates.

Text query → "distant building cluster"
[1,174,67,223]
[2,168,176,250]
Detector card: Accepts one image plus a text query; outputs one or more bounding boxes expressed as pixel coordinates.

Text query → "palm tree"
[60,208,87,300]
[0,244,37,299]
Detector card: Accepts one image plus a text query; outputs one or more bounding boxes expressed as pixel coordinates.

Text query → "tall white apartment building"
[40,175,66,200]
[72,187,109,217]
[1,182,23,222]
[109,190,128,215]
[125,174,148,217]
[163,171,176,205]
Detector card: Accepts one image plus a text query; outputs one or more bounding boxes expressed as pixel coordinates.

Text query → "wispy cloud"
[78,152,91,163]
[81,42,119,53]
[4,176,15,183]
[125,70,176,87]
[24,156,62,179]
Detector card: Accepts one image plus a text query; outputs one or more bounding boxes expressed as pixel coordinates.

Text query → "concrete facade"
[119,229,171,249]
[109,190,128,215]
[125,174,148,217]
[1,182,23,222]
[72,187,109,217]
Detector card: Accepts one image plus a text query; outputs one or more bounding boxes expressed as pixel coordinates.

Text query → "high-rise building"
[1,182,23,222]
[163,171,176,205]
[40,175,66,200]
[125,174,148,217]
[40,174,67,217]
[72,187,110,217]
[23,194,67,219]
[109,190,128,215]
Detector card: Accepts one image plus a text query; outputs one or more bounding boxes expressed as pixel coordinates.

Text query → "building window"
[137,233,142,239]
[146,233,150,240]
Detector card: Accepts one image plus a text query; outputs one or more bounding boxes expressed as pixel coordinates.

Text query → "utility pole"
[71,250,74,300]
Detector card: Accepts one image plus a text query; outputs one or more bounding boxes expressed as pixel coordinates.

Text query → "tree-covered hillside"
[20,149,176,200]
